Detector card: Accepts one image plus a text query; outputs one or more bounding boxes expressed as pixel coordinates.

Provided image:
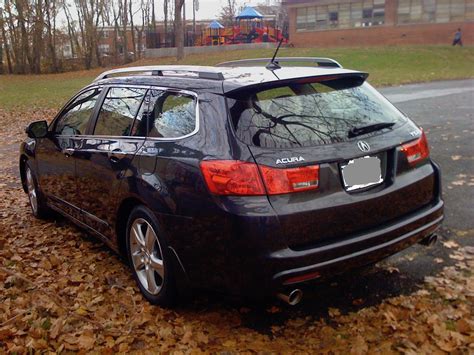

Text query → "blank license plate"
[341,156,383,191]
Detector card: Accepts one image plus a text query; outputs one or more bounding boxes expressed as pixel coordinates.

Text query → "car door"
[73,86,148,239]
[36,87,103,219]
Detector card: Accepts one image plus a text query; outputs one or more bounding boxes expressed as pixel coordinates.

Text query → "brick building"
[284,0,473,46]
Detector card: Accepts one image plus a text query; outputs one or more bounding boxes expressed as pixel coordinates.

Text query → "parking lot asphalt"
[381,79,474,233]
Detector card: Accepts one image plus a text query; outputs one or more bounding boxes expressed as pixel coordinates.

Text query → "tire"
[125,205,177,307]
[24,162,51,219]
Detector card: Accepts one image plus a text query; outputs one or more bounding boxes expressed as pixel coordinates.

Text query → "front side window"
[94,87,147,136]
[227,77,408,149]
[54,87,102,136]
[134,89,197,139]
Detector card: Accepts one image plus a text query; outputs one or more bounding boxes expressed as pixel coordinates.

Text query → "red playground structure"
[200,7,287,46]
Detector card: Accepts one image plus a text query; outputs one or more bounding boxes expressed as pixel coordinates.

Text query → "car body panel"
[35,136,82,219]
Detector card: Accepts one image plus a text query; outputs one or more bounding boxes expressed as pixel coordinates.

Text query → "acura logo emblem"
[357,141,370,152]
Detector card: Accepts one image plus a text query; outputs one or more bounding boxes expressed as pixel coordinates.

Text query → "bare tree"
[174,0,184,60]
[45,0,59,72]
[219,0,237,27]
[163,0,169,46]
[1,0,190,73]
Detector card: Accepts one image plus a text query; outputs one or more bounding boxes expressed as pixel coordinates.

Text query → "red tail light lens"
[201,160,320,196]
[401,130,430,166]
[259,165,319,195]
[200,160,266,195]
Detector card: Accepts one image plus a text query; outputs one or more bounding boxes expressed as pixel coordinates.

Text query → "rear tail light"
[200,160,265,195]
[401,130,430,166]
[259,165,319,195]
[200,160,319,196]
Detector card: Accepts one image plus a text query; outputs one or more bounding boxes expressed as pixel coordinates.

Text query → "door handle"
[63,148,75,157]
[109,150,127,163]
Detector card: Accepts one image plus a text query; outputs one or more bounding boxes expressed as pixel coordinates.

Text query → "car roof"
[220,66,367,93]
[91,64,367,95]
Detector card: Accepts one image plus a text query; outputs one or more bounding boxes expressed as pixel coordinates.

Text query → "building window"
[99,30,110,39]
[397,0,472,24]
[98,44,110,54]
[295,1,385,32]
[316,6,328,29]
[296,8,307,31]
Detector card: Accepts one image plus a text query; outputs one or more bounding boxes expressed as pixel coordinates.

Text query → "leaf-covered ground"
[0,108,473,353]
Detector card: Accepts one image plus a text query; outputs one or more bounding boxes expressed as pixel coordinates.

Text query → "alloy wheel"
[129,218,164,295]
[26,167,38,215]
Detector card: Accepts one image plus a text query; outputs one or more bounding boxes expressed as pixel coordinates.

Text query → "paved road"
[381,79,474,232]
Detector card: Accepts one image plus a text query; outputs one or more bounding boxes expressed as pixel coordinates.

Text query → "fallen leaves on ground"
[0,109,473,352]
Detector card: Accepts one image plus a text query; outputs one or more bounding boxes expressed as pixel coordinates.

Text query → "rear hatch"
[226,74,436,249]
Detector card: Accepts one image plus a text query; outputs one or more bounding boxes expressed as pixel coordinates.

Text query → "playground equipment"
[200,6,287,46]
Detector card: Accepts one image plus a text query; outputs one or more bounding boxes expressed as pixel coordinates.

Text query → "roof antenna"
[266,38,284,70]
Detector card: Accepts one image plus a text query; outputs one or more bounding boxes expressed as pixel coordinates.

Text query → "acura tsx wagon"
[19,57,444,306]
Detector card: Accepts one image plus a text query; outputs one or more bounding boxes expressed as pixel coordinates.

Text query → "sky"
[54,0,272,29]
[179,0,267,21]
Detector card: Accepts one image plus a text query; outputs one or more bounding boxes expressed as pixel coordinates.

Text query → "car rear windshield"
[226,76,407,148]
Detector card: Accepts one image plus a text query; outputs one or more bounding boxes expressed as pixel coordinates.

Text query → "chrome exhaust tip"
[277,289,303,306]
[419,233,438,247]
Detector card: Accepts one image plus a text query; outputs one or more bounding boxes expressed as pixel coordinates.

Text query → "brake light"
[200,160,320,196]
[401,130,430,166]
[200,160,265,195]
[259,165,319,195]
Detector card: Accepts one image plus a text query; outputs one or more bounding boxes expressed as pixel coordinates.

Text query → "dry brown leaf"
[49,316,65,339]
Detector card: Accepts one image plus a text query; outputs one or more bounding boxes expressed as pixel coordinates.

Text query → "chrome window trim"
[143,86,200,142]
[52,84,200,141]
[50,85,104,135]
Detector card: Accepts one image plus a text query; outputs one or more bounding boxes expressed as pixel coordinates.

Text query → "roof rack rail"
[93,65,225,82]
[216,57,342,69]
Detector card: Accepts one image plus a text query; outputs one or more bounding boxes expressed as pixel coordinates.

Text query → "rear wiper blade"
[348,122,395,138]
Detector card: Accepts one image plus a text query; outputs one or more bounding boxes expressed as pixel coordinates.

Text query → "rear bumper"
[268,199,444,289]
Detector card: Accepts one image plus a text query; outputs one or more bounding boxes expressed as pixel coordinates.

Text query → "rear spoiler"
[224,72,369,96]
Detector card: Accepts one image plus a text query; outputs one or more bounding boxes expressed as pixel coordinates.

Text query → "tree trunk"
[164,0,168,47]
[129,0,136,61]
[45,0,59,72]
[0,8,4,74]
[174,0,185,60]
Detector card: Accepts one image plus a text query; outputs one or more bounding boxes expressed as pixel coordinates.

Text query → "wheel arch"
[115,196,144,258]
[115,195,190,288]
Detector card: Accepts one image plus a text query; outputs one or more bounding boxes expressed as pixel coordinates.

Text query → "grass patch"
[0,45,472,110]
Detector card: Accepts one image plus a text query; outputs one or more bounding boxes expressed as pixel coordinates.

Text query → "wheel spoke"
[26,168,38,213]
[150,254,164,278]
[145,226,156,252]
[131,250,145,270]
[131,223,145,247]
[146,266,158,294]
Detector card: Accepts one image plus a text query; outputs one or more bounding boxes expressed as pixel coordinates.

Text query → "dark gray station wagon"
[20,57,444,306]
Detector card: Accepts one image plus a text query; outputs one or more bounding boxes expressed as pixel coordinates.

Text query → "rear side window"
[227,78,407,148]
[55,88,102,136]
[94,87,147,136]
[133,89,197,139]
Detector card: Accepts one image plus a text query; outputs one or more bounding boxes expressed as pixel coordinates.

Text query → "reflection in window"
[228,80,407,149]
[94,87,147,136]
[55,88,102,136]
[134,90,197,139]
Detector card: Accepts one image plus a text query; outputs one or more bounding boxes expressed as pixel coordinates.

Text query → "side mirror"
[25,120,48,139]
